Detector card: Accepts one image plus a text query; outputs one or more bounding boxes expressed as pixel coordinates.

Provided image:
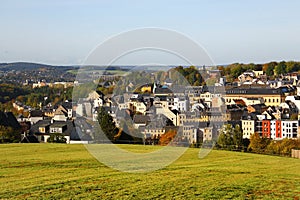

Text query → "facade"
[258,119,298,140]
[225,86,289,107]
[182,123,197,144]
[241,119,256,139]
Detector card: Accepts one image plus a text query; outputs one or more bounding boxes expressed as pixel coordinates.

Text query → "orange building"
[275,120,281,139]
[262,120,271,138]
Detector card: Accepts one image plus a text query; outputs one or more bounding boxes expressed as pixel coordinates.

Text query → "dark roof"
[29,110,44,117]
[62,101,73,110]
[71,127,92,141]
[155,87,173,94]
[30,119,76,136]
[226,86,284,95]
[0,111,21,129]
[133,115,150,124]
[241,111,259,120]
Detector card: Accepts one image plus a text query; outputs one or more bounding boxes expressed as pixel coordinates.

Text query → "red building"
[275,120,281,139]
[262,120,271,138]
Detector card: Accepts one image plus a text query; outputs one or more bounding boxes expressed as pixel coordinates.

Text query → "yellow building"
[225,86,294,107]
[140,84,152,93]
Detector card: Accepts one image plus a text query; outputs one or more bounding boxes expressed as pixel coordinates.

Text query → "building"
[241,112,257,139]
[225,85,294,107]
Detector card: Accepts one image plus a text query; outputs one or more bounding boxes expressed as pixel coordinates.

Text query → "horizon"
[1,59,299,67]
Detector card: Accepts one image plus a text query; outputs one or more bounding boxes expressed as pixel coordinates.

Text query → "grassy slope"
[0,144,299,199]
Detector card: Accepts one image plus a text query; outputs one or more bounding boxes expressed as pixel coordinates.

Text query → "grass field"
[0,144,300,199]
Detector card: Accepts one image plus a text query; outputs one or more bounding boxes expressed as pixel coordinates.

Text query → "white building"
[173,97,189,112]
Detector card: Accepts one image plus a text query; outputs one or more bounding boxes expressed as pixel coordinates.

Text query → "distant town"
[1,61,300,157]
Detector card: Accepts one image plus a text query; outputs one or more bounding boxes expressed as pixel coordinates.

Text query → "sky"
[1,0,300,65]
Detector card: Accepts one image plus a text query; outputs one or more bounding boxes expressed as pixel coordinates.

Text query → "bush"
[47,133,67,143]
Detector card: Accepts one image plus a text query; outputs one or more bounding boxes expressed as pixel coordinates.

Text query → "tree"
[159,130,177,146]
[0,125,20,143]
[275,61,286,76]
[290,113,298,120]
[233,125,243,148]
[217,124,234,149]
[248,132,270,153]
[217,132,227,148]
[96,107,118,142]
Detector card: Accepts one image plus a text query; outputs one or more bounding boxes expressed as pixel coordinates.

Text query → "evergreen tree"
[96,107,117,142]
[233,125,243,148]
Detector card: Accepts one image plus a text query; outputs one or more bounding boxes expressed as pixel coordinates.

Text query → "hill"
[0,144,299,199]
[0,62,78,71]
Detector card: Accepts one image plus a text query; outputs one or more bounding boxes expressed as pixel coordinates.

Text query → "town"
[1,62,300,156]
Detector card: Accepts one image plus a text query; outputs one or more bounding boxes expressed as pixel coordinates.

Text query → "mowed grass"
[0,144,300,199]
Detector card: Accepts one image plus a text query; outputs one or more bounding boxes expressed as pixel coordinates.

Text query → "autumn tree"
[248,132,270,153]
[159,130,177,146]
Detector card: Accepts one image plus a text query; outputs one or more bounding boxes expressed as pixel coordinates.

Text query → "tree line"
[248,132,300,156]
[218,61,300,82]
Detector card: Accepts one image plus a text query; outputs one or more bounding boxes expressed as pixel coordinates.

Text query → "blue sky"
[1,0,300,65]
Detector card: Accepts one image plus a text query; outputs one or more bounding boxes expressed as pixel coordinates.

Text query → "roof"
[0,111,21,129]
[226,86,284,95]
[241,111,259,120]
[50,124,67,128]
[30,119,76,136]
[62,101,73,110]
[29,110,44,117]
[133,115,150,124]
[70,127,92,141]
[154,87,173,94]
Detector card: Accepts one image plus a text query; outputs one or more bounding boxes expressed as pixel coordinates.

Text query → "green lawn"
[0,144,299,199]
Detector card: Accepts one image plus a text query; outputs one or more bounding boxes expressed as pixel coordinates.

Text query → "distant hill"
[0,62,79,71]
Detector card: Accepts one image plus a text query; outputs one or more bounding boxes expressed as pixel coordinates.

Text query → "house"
[226,105,244,122]
[225,85,291,107]
[238,71,255,83]
[32,81,47,88]
[43,106,55,118]
[241,112,258,139]
[30,119,77,143]
[133,115,150,129]
[140,84,152,93]
[28,110,44,124]
[203,127,213,142]
[13,101,24,111]
[247,104,268,114]
[53,107,68,121]
[61,101,74,119]
[128,95,147,115]
[144,123,165,140]
[173,97,190,112]
[88,91,105,108]
[181,122,198,144]
[154,87,173,97]
[155,106,180,126]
